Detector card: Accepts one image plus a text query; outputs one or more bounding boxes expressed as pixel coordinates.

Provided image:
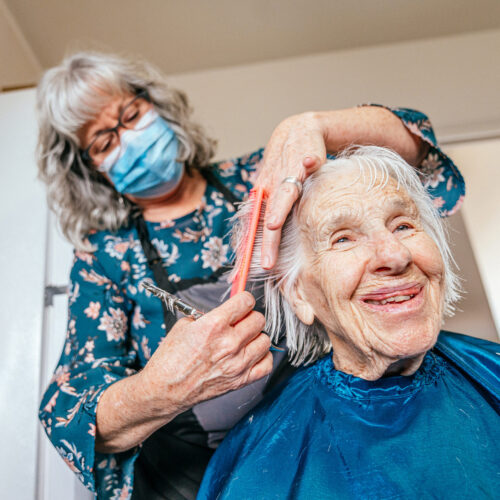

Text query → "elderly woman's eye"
[395,223,411,232]
[100,139,112,153]
[333,236,350,245]
[124,110,139,124]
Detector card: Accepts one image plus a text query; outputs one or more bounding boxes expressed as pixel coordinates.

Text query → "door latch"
[44,285,68,307]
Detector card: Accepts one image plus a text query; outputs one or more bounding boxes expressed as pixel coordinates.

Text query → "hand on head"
[254,112,326,269]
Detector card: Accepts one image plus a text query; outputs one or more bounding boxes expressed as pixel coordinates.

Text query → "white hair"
[36,51,216,250]
[232,146,461,366]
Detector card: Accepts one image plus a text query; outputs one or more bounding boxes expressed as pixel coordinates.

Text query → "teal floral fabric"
[367,104,465,215]
[38,107,464,499]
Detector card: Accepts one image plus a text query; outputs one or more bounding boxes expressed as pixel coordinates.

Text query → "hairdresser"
[37,52,457,500]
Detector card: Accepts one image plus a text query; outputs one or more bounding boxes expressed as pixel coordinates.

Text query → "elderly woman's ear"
[281,277,316,326]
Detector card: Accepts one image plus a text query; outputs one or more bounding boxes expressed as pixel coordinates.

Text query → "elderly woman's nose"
[369,233,412,275]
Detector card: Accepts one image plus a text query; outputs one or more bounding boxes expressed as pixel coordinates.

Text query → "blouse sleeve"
[215,106,465,217]
[39,248,139,497]
[211,148,265,198]
[362,104,465,216]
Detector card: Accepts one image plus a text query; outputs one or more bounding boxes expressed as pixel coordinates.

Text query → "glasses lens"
[88,94,154,170]
[121,95,155,131]
[90,132,121,172]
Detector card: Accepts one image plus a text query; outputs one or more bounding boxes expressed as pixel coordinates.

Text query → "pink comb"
[230,186,265,296]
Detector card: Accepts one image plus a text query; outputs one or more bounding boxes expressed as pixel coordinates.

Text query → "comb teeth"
[230,187,266,296]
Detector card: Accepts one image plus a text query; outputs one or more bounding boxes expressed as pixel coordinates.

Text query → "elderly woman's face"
[294,168,445,372]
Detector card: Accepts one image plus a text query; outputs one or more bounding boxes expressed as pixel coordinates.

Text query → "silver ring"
[281,176,303,196]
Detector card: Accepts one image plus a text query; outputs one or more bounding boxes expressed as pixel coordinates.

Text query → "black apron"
[131,169,294,500]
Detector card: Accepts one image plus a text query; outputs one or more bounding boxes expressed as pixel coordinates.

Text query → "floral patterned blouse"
[39,106,465,499]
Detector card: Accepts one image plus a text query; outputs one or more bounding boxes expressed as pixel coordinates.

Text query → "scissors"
[142,279,284,352]
[142,279,204,319]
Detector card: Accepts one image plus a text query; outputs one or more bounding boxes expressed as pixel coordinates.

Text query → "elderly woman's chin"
[376,320,441,364]
[312,274,446,379]
[366,287,444,355]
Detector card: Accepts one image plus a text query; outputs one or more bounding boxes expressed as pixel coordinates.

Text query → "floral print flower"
[405,121,425,139]
[433,196,446,209]
[151,239,180,266]
[217,160,237,177]
[68,282,79,305]
[201,236,229,271]
[141,336,152,360]
[104,374,119,384]
[173,227,208,243]
[132,306,149,329]
[168,273,181,283]
[131,241,147,264]
[56,440,84,474]
[420,152,442,175]
[84,301,101,319]
[423,166,445,189]
[157,219,176,229]
[43,390,59,413]
[84,351,95,363]
[104,236,130,260]
[98,308,128,342]
[110,484,133,500]
[79,269,112,288]
[131,263,147,281]
[210,190,225,207]
[75,251,94,266]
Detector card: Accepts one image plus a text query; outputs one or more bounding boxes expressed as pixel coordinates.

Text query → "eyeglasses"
[81,89,155,170]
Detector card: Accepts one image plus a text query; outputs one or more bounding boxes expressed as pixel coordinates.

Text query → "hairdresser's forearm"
[95,371,182,453]
[315,106,428,166]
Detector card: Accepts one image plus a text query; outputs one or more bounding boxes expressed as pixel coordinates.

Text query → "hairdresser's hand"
[255,112,327,269]
[140,291,273,412]
[96,292,272,454]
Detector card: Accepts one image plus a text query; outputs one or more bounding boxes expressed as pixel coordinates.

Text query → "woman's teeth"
[365,294,415,305]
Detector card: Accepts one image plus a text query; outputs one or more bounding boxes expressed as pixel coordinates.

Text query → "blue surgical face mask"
[99,110,185,199]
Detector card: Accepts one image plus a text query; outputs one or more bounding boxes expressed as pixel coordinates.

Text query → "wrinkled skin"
[290,169,445,380]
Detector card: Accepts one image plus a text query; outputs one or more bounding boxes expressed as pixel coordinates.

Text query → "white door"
[0,88,92,500]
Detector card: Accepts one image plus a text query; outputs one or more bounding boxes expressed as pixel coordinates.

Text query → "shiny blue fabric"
[198,332,500,499]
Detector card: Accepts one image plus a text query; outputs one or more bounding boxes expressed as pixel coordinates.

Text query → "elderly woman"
[37,51,465,499]
[198,146,499,499]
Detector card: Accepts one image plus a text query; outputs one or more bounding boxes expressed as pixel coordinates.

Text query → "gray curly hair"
[36,51,217,250]
[232,146,461,366]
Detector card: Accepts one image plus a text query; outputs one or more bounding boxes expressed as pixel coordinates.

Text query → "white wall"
[442,211,498,342]
[446,139,500,336]
[166,29,500,160]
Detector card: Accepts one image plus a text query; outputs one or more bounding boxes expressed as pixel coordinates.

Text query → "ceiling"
[5,0,500,75]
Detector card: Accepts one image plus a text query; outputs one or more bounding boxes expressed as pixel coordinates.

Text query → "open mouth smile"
[365,294,416,305]
[360,283,424,312]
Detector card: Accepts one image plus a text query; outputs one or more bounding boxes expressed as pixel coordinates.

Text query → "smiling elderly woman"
[197,146,500,499]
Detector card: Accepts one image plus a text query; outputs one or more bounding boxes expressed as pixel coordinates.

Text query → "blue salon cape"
[198,332,500,499]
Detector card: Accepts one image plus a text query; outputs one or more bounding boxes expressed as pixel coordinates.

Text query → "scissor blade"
[142,279,177,312]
